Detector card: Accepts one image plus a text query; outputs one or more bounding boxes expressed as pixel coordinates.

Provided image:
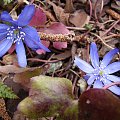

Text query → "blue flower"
[74,42,120,95]
[0,5,50,67]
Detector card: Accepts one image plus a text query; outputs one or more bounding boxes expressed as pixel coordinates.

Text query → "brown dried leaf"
[13,66,46,88]
[69,10,90,28]
[64,0,74,13]
[2,54,18,66]
[0,65,29,74]
[46,0,69,25]
[52,50,71,60]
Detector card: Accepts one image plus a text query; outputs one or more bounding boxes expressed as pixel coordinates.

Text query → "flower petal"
[103,80,120,95]
[107,75,120,82]
[104,62,120,74]
[17,5,35,26]
[16,41,27,67]
[83,74,90,80]
[93,79,103,88]
[100,48,119,68]
[0,39,13,57]
[24,36,40,50]
[0,31,8,40]
[87,75,96,85]
[22,26,39,42]
[108,86,120,95]
[0,24,9,32]
[74,56,94,73]
[90,42,99,68]
[22,26,50,52]
[0,11,16,25]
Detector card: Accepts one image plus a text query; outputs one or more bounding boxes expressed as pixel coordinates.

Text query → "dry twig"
[106,9,120,20]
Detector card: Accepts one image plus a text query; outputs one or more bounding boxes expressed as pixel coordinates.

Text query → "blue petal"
[0,39,13,57]
[107,75,120,82]
[22,26,50,52]
[103,80,120,95]
[0,24,9,32]
[0,31,8,40]
[83,74,91,80]
[0,11,15,24]
[16,41,27,67]
[22,26,39,42]
[87,75,96,85]
[74,56,94,73]
[90,42,99,68]
[17,5,35,26]
[104,62,120,74]
[24,36,39,50]
[93,79,103,88]
[100,48,119,68]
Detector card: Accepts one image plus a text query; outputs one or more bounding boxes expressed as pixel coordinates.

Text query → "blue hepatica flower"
[74,42,120,95]
[0,5,50,67]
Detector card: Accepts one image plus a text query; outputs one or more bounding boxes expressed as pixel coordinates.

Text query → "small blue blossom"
[0,5,50,67]
[74,42,120,95]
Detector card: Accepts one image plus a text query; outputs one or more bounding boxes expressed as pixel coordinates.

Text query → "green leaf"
[0,82,18,99]
[18,75,78,119]
[3,0,13,5]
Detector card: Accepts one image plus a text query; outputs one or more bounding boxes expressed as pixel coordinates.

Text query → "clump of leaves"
[0,82,18,99]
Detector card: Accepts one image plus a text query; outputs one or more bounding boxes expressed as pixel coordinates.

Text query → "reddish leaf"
[79,88,120,120]
[36,40,50,54]
[53,42,67,50]
[29,8,46,26]
[47,22,70,34]
[41,22,70,50]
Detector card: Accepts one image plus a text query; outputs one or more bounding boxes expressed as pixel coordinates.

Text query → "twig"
[106,9,120,20]
[101,20,120,37]
[27,58,62,63]
[66,26,86,30]
[104,34,120,42]
[88,0,92,20]
[99,0,104,17]
[103,82,120,90]
[90,32,114,49]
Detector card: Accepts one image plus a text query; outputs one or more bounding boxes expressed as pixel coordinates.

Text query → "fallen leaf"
[2,54,18,66]
[52,50,71,60]
[29,7,47,26]
[47,61,62,73]
[64,0,74,13]
[13,67,46,88]
[0,65,29,74]
[69,10,90,28]
[46,0,69,25]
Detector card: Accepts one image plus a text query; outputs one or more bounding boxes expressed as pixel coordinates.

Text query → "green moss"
[63,100,79,120]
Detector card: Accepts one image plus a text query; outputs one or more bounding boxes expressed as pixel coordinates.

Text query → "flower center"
[14,29,19,34]
[7,26,26,44]
[93,67,107,82]
[99,70,104,76]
